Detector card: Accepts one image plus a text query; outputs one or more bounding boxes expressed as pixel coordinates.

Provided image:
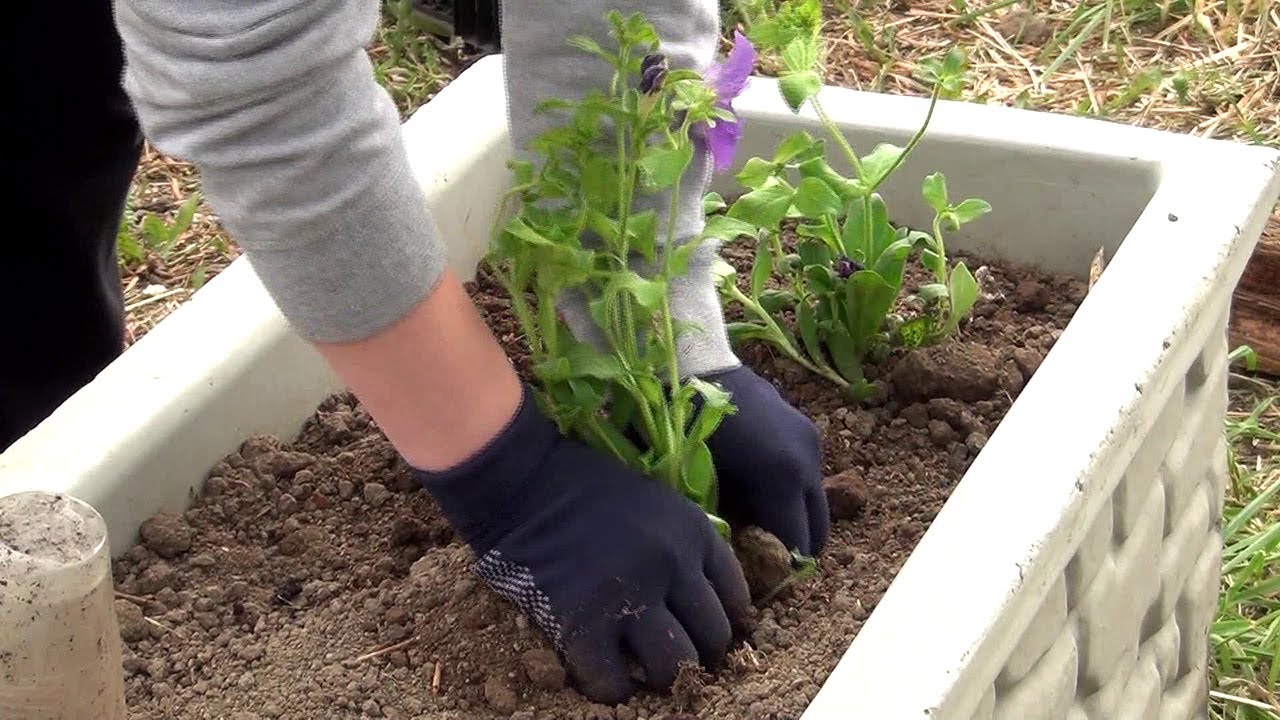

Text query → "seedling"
[486,12,751,535]
[709,0,991,397]
[116,192,201,268]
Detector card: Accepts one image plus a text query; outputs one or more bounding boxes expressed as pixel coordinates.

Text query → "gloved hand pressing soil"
[699,366,830,558]
[414,383,753,704]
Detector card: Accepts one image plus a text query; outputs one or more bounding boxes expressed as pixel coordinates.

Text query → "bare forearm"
[314,270,522,470]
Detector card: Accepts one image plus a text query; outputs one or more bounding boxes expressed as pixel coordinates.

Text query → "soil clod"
[822,471,868,521]
[521,648,567,691]
[732,526,794,601]
[139,512,193,558]
[484,675,519,714]
[891,342,1001,402]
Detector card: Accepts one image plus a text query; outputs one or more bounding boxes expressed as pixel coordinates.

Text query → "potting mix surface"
[111,245,1085,719]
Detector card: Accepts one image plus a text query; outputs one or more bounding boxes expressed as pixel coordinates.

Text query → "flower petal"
[705,115,742,173]
[713,30,756,101]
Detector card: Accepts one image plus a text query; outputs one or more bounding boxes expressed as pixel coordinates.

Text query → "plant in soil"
[708,0,993,398]
[486,11,757,535]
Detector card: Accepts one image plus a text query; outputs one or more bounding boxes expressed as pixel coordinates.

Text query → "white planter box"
[2,56,1277,719]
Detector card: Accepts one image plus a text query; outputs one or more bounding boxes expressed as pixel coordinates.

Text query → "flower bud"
[640,65,668,94]
[834,256,864,279]
[639,53,669,94]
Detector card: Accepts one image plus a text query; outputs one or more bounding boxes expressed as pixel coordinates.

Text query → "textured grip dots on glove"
[474,548,563,651]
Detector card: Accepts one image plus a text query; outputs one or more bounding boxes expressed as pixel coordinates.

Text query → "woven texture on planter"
[970,301,1229,720]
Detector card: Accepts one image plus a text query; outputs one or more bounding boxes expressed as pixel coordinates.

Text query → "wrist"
[414,383,558,552]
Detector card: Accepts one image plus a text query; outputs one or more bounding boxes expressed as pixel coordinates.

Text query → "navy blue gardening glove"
[414,384,752,704]
[699,365,830,558]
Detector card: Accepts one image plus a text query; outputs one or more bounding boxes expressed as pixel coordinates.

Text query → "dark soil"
[111,244,1085,719]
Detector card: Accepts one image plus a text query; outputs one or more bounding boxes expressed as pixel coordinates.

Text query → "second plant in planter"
[711,0,993,398]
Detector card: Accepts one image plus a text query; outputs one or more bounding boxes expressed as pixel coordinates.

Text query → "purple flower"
[699,30,755,173]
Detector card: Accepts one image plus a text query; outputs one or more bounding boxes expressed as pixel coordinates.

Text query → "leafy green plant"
[710,0,991,397]
[116,192,201,268]
[486,12,747,535]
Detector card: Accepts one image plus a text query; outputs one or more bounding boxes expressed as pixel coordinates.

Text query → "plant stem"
[931,214,948,284]
[661,162,687,441]
[727,283,850,389]
[809,96,873,261]
[811,97,864,179]
[864,83,943,197]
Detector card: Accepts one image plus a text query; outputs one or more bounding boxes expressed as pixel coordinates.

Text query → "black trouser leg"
[3,2,143,450]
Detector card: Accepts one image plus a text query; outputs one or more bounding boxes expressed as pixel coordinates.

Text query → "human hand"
[700,366,830,557]
[414,385,752,703]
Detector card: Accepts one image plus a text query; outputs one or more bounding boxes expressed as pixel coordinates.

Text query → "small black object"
[272,577,304,605]
[454,0,502,51]
[1168,213,1179,222]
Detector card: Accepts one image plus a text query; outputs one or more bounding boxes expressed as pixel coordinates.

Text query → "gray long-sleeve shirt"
[112,0,737,377]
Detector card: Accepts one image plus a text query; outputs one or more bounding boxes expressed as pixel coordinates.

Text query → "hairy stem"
[811,98,864,179]
[864,83,943,197]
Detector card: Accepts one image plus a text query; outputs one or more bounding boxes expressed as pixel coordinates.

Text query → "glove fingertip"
[703,530,752,629]
[806,485,832,556]
[562,635,636,705]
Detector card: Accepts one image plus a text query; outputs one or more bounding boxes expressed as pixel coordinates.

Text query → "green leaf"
[871,237,915,291]
[773,131,823,165]
[581,154,618,202]
[504,216,554,247]
[779,71,823,112]
[627,209,659,262]
[728,181,796,229]
[805,264,835,293]
[797,239,832,267]
[635,375,665,410]
[946,262,980,332]
[781,36,819,73]
[727,322,775,346]
[842,194,895,264]
[746,19,789,50]
[639,142,694,190]
[921,249,945,279]
[751,247,773,299]
[706,512,731,540]
[898,316,932,348]
[759,289,798,313]
[793,177,843,218]
[796,222,839,250]
[917,282,949,303]
[533,343,623,382]
[922,172,948,213]
[951,198,993,225]
[509,159,536,187]
[702,214,758,243]
[609,271,667,313]
[860,143,906,189]
[845,270,898,355]
[566,35,614,63]
[825,329,866,385]
[735,157,779,190]
[566,377,606,411]
[685,378,734,447]
[796,301,824,367]
[683,442,716,506]
[702,192,728,214]
[797,158,861,200]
